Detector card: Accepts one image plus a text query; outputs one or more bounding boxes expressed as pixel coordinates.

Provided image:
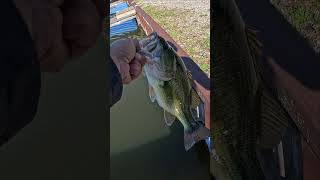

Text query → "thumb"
[135,53,147,65]
[132,39,141,52]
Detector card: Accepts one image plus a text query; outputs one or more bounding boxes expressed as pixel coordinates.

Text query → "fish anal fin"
[184,125,210,151]
[164,111,176,126]
[258,89,289,149]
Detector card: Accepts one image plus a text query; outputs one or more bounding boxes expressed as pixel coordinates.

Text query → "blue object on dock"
[110,2,129,16]
[110,18,138,38]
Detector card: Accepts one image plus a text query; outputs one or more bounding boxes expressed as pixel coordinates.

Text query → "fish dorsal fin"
[245,27,263,59]
[258,88,289,149]
[175,55,188,73]
[186,70,193,80]
[219,0,260,98]
[148,85,156,103]
[164,110,176,126]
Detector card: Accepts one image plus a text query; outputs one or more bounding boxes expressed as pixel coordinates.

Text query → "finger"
[135,53,147,66]
[119,62,132,84]
[37,4,69,72]
[132,39,141,52]
[129,59,142,80]
[61,0,100,58]
[122,73,132,84]
[111,38,137,63]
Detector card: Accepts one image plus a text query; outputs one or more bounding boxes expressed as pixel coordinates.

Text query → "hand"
[110,38,147,84]
[13,0,102,72]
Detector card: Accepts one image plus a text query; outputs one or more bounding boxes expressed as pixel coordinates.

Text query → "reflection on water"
[110,25,145,44]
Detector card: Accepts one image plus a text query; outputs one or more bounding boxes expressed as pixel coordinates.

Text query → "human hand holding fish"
[110,38,148,84]
[13,0,103,72]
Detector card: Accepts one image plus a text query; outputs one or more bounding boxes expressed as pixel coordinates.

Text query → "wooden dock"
[110,6,136,27]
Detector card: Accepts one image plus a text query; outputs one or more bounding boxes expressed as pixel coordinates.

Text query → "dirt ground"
[136,0,210,75]
[139,0,210,11]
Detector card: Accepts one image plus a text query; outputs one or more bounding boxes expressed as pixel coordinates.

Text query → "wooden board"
[110,15,136,27]
[110,7,136,27]
[116,7,136,19]
[110,0,124,8]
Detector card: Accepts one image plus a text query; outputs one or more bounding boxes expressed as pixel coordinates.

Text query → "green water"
[110,26,210,180]
[110,26,145,44]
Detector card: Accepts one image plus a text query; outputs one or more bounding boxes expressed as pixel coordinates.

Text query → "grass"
[289,6,313,30]
[135,2,210,74]
[271,0,320,52]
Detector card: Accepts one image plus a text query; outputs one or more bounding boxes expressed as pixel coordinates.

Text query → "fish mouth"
[139,32,175,81]
[138,32,162,64]
[139,32,158,50]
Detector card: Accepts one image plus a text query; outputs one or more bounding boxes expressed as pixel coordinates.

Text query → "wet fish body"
[139,32,210,151]
[212,0,290,180]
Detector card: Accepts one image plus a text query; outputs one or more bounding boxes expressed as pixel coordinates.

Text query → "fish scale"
[140,32,210,151]
[212,0,266,179]
[212,0,295,179]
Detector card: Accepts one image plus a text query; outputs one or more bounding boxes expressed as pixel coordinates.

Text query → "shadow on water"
[235,0,320,90]
[111,123,210,180]
[0,37,108,179]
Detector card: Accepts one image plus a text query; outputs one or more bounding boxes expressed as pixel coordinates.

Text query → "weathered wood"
[110,0,124,8]
[110,6,136,27]
[116,7,136,19]
[110,15,136,27]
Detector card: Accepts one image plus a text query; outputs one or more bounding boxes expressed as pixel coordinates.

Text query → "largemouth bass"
[139,32,210,151]
[212,0,290,179]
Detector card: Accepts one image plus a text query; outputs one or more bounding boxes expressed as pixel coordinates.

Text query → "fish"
[139,32,210,151]
[212,0,291,179]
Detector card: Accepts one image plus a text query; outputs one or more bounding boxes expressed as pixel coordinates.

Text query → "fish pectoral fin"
[164,111,176,126]
[258,88,289,149]
[149,85,156,102]
[184,125,210,151]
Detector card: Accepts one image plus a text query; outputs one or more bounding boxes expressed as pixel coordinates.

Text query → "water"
[110,24,145,43]
[0,37,109,179]
[110,25,210,179]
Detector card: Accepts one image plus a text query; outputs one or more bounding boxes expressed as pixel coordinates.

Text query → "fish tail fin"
[184,125,210,151]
